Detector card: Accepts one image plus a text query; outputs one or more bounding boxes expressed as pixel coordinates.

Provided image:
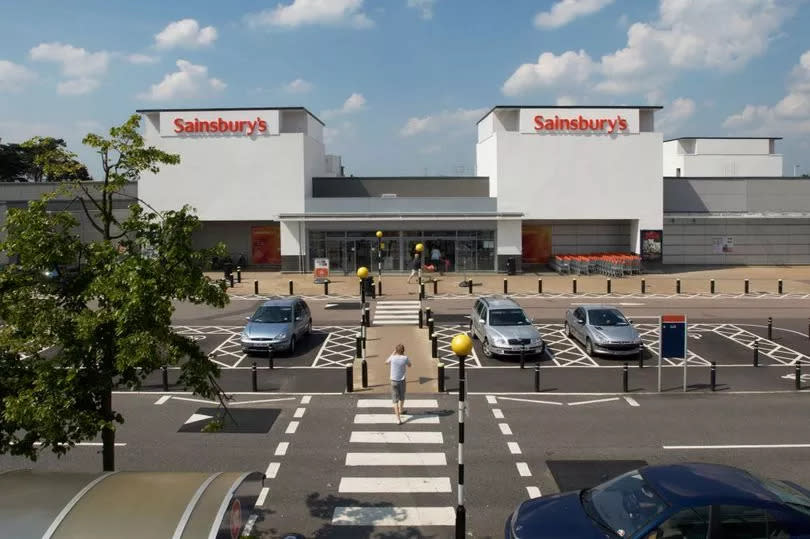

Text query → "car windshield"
[759,477,810,516]
[252,306,292,323]
[580,470,668,537]
[588,309,628,327]
[489,309,530,326]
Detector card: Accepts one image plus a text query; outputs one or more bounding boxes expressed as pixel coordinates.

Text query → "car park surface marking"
[516,462,532,477]
[508,442,521,454]
[526,486,542,499]
[274,442,289,456]
[300,395,312,404]
[230,397,296,406]
[492,408,504,418]
[265,462,280,478]
[154,395,171,405]
[309,326,362,367]
[486,395,497,404]
[255,487,269,507]
[433,324,481,367]
[285,421,299,434]
[496,397,564,406]
[624,396,640,407]
[568,397,621,406]
[663,443,810,450]
[499,423,513,435]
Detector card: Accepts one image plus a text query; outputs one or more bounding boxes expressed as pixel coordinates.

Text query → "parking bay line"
[256,487,269,507]
[516,462,532,477]
[496,397,564,406]
[154,395,171,405]
[311,331,333,367]
[275,442,289,456]
[230,397,297,406]
[664,443,810,450]
[526,486,542,499]
[624,397,640,407]
[285,421,299,434]
[265,462,280,478]
[568,397,621,406]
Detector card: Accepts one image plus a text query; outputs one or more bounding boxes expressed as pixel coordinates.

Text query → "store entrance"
[349,239,374,273]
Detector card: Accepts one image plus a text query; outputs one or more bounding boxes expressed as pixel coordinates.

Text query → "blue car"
[506,463,810,538]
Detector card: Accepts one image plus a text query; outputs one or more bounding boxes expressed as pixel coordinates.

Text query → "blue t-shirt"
[386,354,411,381]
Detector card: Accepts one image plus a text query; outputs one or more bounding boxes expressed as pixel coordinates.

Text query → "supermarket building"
[3,105,806,271]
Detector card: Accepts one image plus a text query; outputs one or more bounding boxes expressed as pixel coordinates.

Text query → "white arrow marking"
[184,413,213,425]
[497,396,564,406]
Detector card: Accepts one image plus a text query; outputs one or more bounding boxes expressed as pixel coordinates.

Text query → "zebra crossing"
[330,398,455,529]
[372,300,422,326]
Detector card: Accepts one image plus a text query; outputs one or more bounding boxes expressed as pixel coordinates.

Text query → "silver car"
[564,305,642,357]
[470,297,545,358]
[240,297,312,355]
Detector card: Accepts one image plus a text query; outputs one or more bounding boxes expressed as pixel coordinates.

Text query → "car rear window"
[489,309,530,326]
[252,306,292,323]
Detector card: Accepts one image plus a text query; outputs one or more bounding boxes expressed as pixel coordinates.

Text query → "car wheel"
[585,338,594,357]
[564,321,572,338]
[482,339,494,358]
[288,337,296,356]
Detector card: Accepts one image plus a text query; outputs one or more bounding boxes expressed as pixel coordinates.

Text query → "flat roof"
[664,136,782,142]
[135,106,325,126]
[477,105,663,124]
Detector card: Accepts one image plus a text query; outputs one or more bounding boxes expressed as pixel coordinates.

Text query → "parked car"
[240,297,312,355]
[470,297,545,358]
[505,462,810,538]
[565,304,642,357]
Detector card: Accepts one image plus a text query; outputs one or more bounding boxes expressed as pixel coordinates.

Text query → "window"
[654,507,709,539]
[716,505,768,539]
[581,470,668,538]
[676,167,681,177]
[574,308,585,321]
[489,309,530,326]
[480,306,488,323]
[252,306,292,323]
[587,309,629,327]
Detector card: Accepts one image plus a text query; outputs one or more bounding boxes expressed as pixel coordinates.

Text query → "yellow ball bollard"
[357,266,369,279]
[415,243,424,253]
[451,333,473,357]
[376,230,383,238]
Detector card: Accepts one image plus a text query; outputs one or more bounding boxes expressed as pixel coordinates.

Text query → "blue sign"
[660,315,687,359]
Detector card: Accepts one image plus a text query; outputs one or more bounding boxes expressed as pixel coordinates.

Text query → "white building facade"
[663,137,783,177]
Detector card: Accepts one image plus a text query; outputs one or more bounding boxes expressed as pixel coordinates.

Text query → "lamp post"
[376,230,383,277]
[450,333,473,539]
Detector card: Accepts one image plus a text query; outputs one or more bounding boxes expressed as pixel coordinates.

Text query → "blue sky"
[1,0,809,177]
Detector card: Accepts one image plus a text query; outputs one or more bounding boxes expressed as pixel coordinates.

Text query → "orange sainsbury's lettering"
[533,114,629,134]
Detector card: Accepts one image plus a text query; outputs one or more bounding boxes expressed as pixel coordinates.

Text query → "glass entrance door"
[350,239,374,272]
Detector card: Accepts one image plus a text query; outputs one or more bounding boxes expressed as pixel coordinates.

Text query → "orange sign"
[251,225,280,264]
[313,258,329,279]
[522,224,552,264]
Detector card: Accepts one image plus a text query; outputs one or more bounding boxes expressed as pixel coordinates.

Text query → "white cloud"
[30,42,110,78]
[724,50,810,134]
[502,50,594,96]
[408,0,437,20]
[127,53,159,64]
[246,0,373,29]
[138,59,226,101]
[322,93,367,118]
[57,77,99,95]
[155,19,217,49]
[284,78,314,93]
[535,0,614,29]
[0,60,36,92]
[556,95,577,106]
[656,97,696,134]
[324,121,354,145]
[400,107,487,137]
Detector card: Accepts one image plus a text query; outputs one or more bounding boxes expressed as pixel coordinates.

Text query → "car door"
[572,308,587,341]
[640,506,709,539]
[478,305,489,341]
[471,300,482,337]
[293,301,306,336]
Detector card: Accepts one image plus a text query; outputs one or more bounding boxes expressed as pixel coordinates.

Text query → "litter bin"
[362,277,376,299]
[506,257,516,275]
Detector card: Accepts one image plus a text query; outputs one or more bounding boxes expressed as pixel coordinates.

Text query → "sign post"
[659,314,688,392]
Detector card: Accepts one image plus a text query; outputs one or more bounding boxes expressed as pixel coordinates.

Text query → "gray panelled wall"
[547,220,632,254]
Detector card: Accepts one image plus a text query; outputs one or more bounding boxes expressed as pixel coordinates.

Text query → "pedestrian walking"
[386,344,411,424]
[407,252,421,284]
[430,246,442,276]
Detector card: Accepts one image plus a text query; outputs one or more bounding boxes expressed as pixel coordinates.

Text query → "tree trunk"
[101,387,115,471]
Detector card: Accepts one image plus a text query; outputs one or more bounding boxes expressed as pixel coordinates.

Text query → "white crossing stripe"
[154,395,171,405]
[526,486,542,499]
[294,408,306,418]
[492,409,504,419]
[499,423,513,435]
[375,320,420,325]
[354,414,440,424]
[350,431,444,444]
[265,462,280,479]
[373,301,421,326]
[339,477,451,493]
[345,452,447,466]
[624,397,640,407]
[285,421,299,434]
[332,506,454,526]
[516,462,532,477]
[508,442,521,454]
[375,301,421,305]
[358,399,438,408]
[256,487,269,507]
[301,395,312,404]
[486,395,497,404]
[275,442,289,456]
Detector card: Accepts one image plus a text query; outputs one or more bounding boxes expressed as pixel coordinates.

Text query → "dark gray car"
[470,297,545,358]
[564,305,642,357]
[240,297,312,355]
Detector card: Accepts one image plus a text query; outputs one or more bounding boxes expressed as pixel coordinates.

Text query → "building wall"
[663,139,782,177]
[663,217,810,265]
[312,177,490,198]
[664,178,810,213]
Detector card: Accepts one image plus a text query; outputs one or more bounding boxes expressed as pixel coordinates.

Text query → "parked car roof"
[259,297,301,307]
[480,297,522,309]
[642,463,779,507]
[574,304,623,311]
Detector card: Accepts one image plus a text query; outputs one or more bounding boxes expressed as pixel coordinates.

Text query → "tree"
[0,137,91,183]
[0,114,229,471]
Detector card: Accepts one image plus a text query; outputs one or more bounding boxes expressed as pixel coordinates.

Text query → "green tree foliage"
[0,115,228,470]
[0,137,90,183]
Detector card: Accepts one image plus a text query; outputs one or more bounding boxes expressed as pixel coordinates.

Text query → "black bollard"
[418,309,423,328]
[251,362,258,392]
[361,359,368,388]
[538,278,543,294]
[346,364,353,393]
[254,280,259,294]
[778,279,783,294]
[638,347,644,369]
[420,282,425,300]
[425,307,432,326]
[622,363,629,393]
[768,317,773,340]
[378,278,383,297]
[676,279,681,294]
[438,363,445,392]
[795,363,802,391]
[289,280,293,295]
[710,279,715,294]
[607,278,611,294]
[360,280,366,304]
[807,317,809,341]
[433,279,438,295]
[641,278,646,294]
[229,274,235,288]
[503,279,508,295]
[534,364,540,392]
[572,278,577,294]
[744,279,749,294]
[364,306,371,328]
[161,365,168,391]
[711,361,716,392]
[268,347,274,370]
[432,334,438,359]
[468,279,473,294]
[520,346,525,369]
[236,267,242,283]
[324,280,329,296]
[427,318,434,337]
[356,334,362,358]
[753,340,759,367]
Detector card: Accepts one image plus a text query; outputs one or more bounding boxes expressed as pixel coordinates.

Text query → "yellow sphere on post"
[357,266,369,279]
[376,230,383,239]
[450,333,473,357]
[415,243,424,253]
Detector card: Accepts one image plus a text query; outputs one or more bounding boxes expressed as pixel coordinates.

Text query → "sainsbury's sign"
[534,115,628,134]
[518,108,639,135]
[159,110,280,137]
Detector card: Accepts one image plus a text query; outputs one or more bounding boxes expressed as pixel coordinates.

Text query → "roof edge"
[477,105,664,124]
[135,106,325,126]
[664,136,782,141]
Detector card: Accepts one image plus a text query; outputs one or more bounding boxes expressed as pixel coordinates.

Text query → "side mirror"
[295,316,303,321]
[627,318,634,324]
[245,316,251,321]
[578,319,585,324]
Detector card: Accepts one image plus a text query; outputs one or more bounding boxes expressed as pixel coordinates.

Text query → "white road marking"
[624,397,640,407]
[242,514,258,535]
[301,395,312,404]
[339,477,451,493]
[232,397,296,406]
[664,444,810,450]
[492,409,504,419]
[497,396,564,406]
[285,421,299,434]
[331,506,454,526]
[516,462,532,477]
[345,453,447,466]
[357,399,437,408]
[486,395,497,404]
[33,442,127,447]
[354,414,440,424]
[256,487,269,507]
[350,431,444,444]
[508,442,521,454]
[294,407,306,418]
[184,413,213,425]
[154,395,171,405]
[499,423,513,435]
[172,396,218,405]
[311,331,333,367]
[275,442,289,456]
[265,462,280,478]
[568,397,621,406]
[526,486,542,499]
